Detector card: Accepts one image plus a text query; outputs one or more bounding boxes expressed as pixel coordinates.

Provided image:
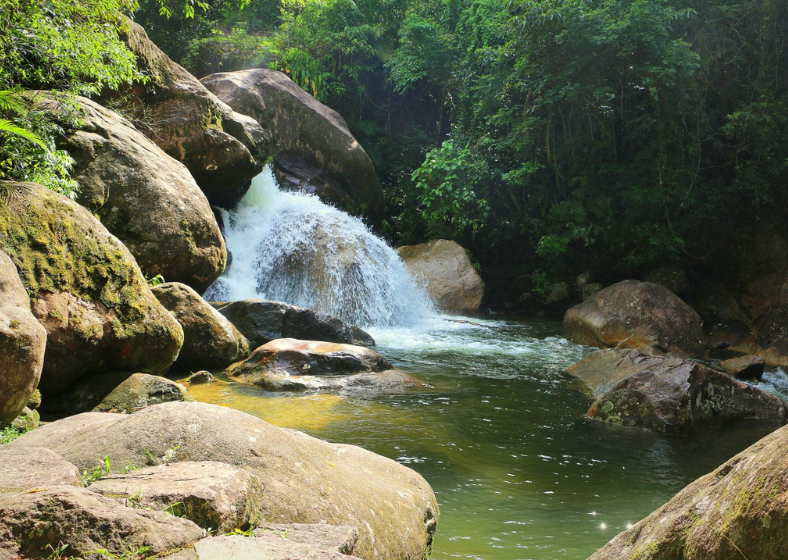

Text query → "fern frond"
[0,119,50,152]
[0,90,28,116]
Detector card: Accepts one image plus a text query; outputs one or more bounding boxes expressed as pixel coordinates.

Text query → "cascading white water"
[205,167,435,327]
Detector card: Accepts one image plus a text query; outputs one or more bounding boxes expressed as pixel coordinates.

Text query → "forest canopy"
[2,0,786,300]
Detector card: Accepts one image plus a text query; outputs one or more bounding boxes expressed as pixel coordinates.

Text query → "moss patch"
[0,183,148,323]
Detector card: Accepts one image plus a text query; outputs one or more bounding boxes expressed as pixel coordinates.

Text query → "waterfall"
[205,167,434,327]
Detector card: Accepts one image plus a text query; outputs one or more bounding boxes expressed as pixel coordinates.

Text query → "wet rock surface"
[212,299,375,348]
[719,354,765,381]
[569,349,786,433]
[397,239,486,314]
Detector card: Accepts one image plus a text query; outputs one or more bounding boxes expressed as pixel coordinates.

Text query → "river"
[194,168,786,559]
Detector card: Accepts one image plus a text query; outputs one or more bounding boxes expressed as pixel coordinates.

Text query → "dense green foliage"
[0,0,144,197]
[136,0,788,299]
[5,0,785,299]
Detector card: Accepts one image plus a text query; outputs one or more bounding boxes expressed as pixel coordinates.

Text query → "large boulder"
[0,485,204,559]
[38,94,226,292]
[0,182,184,395]
[212,299,374,348]
[569,349,786,434]
[153,283,249,370]
[111,21,267,207]
[397,240,486,314]
[226,338,416,391]
[9,402,439,560]
[0,251,46,427]
[200,69,385,224]
[564,280,708,358]
[589,423,788,560]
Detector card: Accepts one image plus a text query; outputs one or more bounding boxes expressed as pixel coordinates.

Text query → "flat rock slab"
[567,348,655,398]
[212,300,375,348]
[255,523,358,555]
[572,349,787,433]
[0,485,203,559]
[89,461,264,533]
[228,338,391,378]
[589,423,788,559]
[719,354,765,381]
[247,369,421,392]
[7,402,439,560]
[192,533,361,559]
[0,447,81,493]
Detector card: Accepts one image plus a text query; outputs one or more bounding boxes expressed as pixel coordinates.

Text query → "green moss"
[0,187,148,322]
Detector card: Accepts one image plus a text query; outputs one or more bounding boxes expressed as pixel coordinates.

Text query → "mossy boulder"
[0,182,184,395]
[588,423,788,560]
[0,250,46,427]
[9,402,439,560]
[200,69,385,224]
[153,283,249,370]
[48,372,193,415]
[37,95,227,292]
[564,280,708,358]
[108,21,267,207]
[569,349,786,434]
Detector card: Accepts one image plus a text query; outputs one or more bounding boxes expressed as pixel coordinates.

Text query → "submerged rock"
[0,183,183,395]
[569,349,786,434]
[212,299,375,348]
[589,423,788,560]
[0,250,46,428]
[201,69,385,224]
[187,370,214,384]
[719,354,765,381]
[89,461,264,533]
[114,21,267,207]
[153,282,250,370]
[397,239,486,314]
[8,401,439,560]
[226,338,416,391]
[564,280,708,358]
[39,94,227,292]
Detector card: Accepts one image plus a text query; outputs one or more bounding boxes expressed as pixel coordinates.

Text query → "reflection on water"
[180,316,784,560]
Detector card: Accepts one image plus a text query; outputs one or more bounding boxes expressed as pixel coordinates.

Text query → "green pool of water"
[182,316,785,560]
